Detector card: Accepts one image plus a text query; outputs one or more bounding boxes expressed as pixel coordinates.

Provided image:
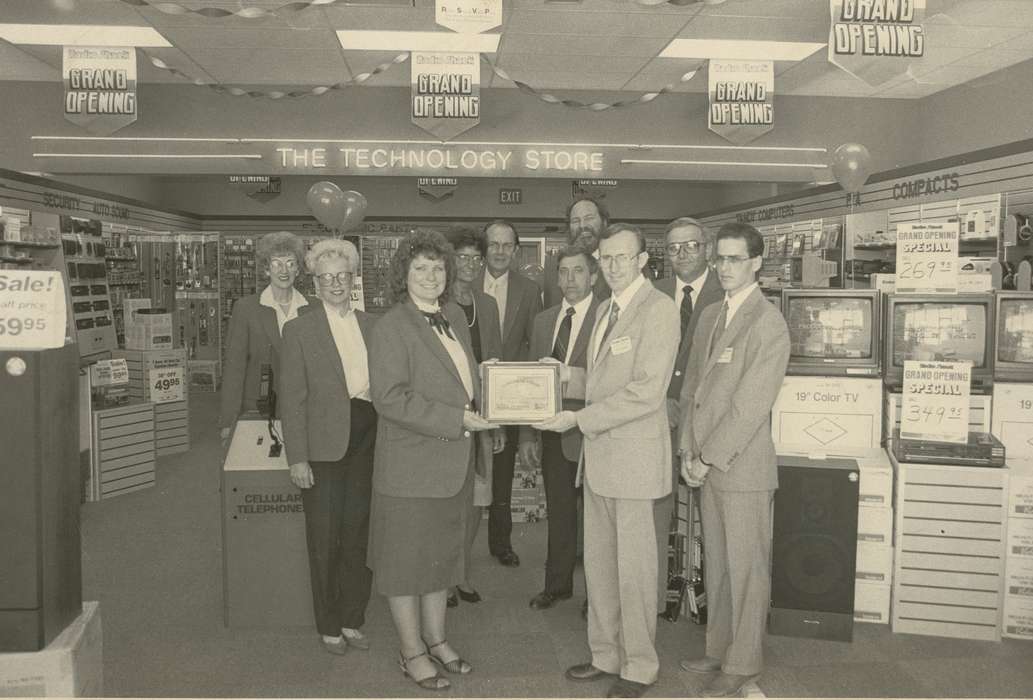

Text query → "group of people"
[218,195,790,699]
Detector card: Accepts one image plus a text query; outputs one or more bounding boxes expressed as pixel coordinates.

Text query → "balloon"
[306,181,347,230]
[830,143,872,194]
[339,190,368,232]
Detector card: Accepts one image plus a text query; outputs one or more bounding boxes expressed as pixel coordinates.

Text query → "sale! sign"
[829,0,926,87]
[708,60,774,146]
[900,360,970,444]
[895,221,959,294]
[0,271,67,350]
[411,52,480,141]
[63,46,137,135]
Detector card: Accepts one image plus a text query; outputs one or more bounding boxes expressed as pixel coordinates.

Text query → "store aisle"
[79,394,1033,698]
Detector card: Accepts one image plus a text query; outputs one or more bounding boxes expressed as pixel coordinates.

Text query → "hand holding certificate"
[479,360,562,425]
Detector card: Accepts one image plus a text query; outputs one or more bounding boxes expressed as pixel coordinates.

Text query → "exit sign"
[499,188,522,205]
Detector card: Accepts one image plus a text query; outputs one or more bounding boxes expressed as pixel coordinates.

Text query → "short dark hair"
[446,226,485,256]
[565,194,610,228]
[664,216,714,245]
[716,222,765,259]
[598,222,646,254]
[387,228,456,305]
[556,243,598,273]
[482,219,520,247]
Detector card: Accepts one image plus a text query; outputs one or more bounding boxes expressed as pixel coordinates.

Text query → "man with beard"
[544,195,611,307]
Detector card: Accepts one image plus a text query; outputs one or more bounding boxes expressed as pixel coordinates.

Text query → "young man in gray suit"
[677,223,790,698]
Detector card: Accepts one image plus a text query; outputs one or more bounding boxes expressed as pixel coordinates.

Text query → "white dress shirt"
[324,306,371,401]
[723,282,759,328]
[592,273,647,361]
[412,296,474,399]
[483,270,510,330]
[259,285,309,335]
[674,267,710,313]
[550,293,594,364]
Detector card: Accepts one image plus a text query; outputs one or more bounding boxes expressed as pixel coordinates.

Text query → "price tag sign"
[0,271,67,350]
[900,360,970,444]
[149,366,184,404]
[91,358,129,386]
[895,222,959,294]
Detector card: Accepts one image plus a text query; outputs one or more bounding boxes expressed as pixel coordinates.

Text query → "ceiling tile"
[179,48,349,85]
[498,52,649,75]
[498,33,670,57]
[0,0,144,24]
[338,50,409,86]
[0,42,59,80]
[491,70,631,91]
[934,1,1033,29]
[321,5,434,31]
[676,13,828,43]
[700,0,827,19]
[156,26,340,50]
[505,9,687,38]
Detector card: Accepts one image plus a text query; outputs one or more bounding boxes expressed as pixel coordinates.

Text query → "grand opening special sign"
[0,271,67,350]
[708,60,773,146]
[895,221,959,294]
[900,360,970,444]
[411,52,480,141]
[63,46,137,135]
[829,0,926,87]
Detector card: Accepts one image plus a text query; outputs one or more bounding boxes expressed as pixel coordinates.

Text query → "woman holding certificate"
[368,228,498,692]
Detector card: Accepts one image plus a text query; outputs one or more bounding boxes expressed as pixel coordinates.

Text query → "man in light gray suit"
[537,223,679,698]
[677,223,790,698]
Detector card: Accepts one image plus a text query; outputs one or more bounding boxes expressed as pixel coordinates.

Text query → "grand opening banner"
[829,0,926,87]
[63,46,137,135]
[708,60,774,146]
[411,51,480,141]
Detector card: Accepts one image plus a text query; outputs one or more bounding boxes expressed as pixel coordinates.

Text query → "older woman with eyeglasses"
[280,238,377,656]
[219,231,315,443]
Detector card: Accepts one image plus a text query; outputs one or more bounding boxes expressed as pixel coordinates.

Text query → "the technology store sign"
[63,46,137,135]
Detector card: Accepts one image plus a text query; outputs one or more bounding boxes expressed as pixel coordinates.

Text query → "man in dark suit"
[653,217,723,609]
[518,244,600,609]
[478,219,544,567]
[678,223,790,698]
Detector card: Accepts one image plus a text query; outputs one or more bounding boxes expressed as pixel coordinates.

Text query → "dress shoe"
[456,586,482,603]
[607,678,652,698]
[529,590,572,610]
[581,599,589,620]
[494,549,520,567]
[680,656,722,674]
[446,591,458,608]
[341,628,369,651]
[701,672,758,698]
[565,663,616,682]
[321,636,349,656]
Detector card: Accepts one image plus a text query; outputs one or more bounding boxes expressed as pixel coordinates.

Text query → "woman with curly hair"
[367,228,498,691]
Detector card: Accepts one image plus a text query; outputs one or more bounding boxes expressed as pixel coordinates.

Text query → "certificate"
[480,361,561,424]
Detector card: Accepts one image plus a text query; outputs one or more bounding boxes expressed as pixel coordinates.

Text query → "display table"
[221,418,314,629]
[0,601,102,697]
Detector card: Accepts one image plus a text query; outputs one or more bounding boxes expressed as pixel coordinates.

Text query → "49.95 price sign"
[149,366,184,404]
[0,271,67,350]
[895,221,959,294]
[900,360,970,444]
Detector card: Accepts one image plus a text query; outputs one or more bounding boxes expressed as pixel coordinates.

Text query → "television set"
[782,289,881,377]
[994,291,1033,382]
[883,293,995,393]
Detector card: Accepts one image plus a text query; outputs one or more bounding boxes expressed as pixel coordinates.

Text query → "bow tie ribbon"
[422,310,455,340]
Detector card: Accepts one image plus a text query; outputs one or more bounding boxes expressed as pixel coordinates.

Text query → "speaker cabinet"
[0,345,83,651]
[769,455,859,642]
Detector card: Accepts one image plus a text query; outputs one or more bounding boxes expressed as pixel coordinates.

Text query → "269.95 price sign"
[900,360,970,444]
[895,222,959,294]
[148,366,184,404]
[0,271,67,350]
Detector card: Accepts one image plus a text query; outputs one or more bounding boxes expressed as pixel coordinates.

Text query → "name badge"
[610,336,632,355]
[717,347,733,364]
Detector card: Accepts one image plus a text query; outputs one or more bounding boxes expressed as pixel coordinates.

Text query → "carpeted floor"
[80,394,1033,698]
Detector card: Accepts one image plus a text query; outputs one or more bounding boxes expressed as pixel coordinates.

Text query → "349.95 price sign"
[900,360,970,444]
[895,222,959,294]
[0,271,67,350]
[149,366,184,404]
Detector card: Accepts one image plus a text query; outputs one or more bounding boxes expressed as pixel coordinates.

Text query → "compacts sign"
[829,0,926,86]
[63,46,137,135]
[411,52,480,141]
[708,60,774,146]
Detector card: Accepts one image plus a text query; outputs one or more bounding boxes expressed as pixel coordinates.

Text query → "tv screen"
[786,296,873,361]
[998,298,1033,365]
[891,302,987,368]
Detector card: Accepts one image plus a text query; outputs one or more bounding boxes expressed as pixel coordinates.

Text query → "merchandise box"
[854,580,891,624]
[1005,555,1033,601]
[857,504,893,545]
[0,601,102,697]
[122,298,151,323]
[1008,459,1033,519]
[1003,594,1033,640]
[856,541,893,584]
[992,383,1033,459]
[1008,516,1033,559]
[883,390,991,443]
[772,376,882,450]
[187,359,220,392]
[124,311,173,350]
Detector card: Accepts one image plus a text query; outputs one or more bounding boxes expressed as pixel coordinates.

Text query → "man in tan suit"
[537,224,679,698]
[677,223,790,698]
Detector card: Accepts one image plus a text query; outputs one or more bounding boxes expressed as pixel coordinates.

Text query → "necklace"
[465,297,477,328]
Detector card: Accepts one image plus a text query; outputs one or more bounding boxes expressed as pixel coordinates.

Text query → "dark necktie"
[679,284,694,344]
[708,302,728,359]
[597,301,620,359]
[422,310,455,340]
[552,306,575,362]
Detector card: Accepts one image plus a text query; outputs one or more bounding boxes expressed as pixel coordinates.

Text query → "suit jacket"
[477,268,543,362]
[518,295,601,462]
[219,292,319,427]
[468,289,503,363]
[656,269,725,403]
[369,299,489,499]
[577,280,680,500]
[280,305,375,465]
[678,287,790,492]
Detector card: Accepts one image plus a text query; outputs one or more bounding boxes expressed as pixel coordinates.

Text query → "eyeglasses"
[455,253,483,265]
[666,241,703,257]
[269,259,298,272]
[598,253,638,269]
[714,255,754,267]
[487,242,516,253]
[315,271,353,287]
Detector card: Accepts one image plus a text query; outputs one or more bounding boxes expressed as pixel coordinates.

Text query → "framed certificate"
[479,361,561,425]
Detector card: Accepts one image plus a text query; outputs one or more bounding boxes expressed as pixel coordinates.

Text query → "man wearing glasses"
[677,223,790,698]
[478,219,544,567]
[654,217,724,613]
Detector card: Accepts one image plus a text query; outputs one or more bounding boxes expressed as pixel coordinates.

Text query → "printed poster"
[63,46,137,135]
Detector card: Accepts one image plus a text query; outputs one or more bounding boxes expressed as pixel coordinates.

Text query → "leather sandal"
[425,638,473,675]
[397,650,450,691]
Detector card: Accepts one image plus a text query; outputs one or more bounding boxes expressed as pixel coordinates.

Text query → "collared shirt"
[592,273,646,361]
[259,285,309,335]
[723,282,759,328]
[674,267,710,313]
[483,270,510,330]
[411,296,474,400]
[324,306,371,401]
[551,293,593,364]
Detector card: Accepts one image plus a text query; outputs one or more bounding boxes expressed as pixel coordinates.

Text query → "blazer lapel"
[687,269,725,348]
[538,305,561,360]
[502,272,523,346]
[700,288,763,379]
[445,302,480,399]
[404,301,465,389]
[259,304,281,349]
[313,306,349,393]
[568,296,599,369]
[593,281,652,369]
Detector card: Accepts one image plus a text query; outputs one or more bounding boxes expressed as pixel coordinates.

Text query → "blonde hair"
[306,238,359,274]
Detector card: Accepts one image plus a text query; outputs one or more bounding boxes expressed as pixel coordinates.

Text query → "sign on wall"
[417,177,459,201]
[828,0,926,87]
[708,60,773,146]
[436,0,502,34]
[63,46,137,135]
[411,52,480,141]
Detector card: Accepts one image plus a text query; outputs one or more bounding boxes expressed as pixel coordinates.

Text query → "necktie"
[422,310,455,340]
[679,284,694,344]
[552,307,575,362]
[597,301,620,358]
[708,302,728,359]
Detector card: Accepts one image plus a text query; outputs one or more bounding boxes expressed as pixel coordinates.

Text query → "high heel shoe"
[425,639,472,675]
[397,650,450,691]
[456,586,481,603]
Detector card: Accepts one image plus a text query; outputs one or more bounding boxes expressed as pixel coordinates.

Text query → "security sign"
[63,46,137,135]
[829,0,926,87]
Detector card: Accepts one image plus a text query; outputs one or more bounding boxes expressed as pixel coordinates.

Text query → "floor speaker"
[769,454,859,642]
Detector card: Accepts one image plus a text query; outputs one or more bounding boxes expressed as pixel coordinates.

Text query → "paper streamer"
[119,0,347,19]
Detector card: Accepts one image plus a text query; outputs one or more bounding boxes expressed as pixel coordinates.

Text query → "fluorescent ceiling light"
[659,39,825,61]
[622,159,828,168]
[34,153,261,159]
[0,24,171,47]
[337,30,499,53]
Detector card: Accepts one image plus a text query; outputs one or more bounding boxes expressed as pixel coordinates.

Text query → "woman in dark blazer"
[368,229,498,692]
[219,231,313,442]
[280,239,377,656]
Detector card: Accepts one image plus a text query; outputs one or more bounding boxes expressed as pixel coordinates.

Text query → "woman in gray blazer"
[368,229,497,692]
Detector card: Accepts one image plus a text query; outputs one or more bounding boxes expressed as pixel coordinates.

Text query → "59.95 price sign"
[900,360,970,444]
[895,222,959,294]
[0,271,67,350]
[148,366,184,404]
